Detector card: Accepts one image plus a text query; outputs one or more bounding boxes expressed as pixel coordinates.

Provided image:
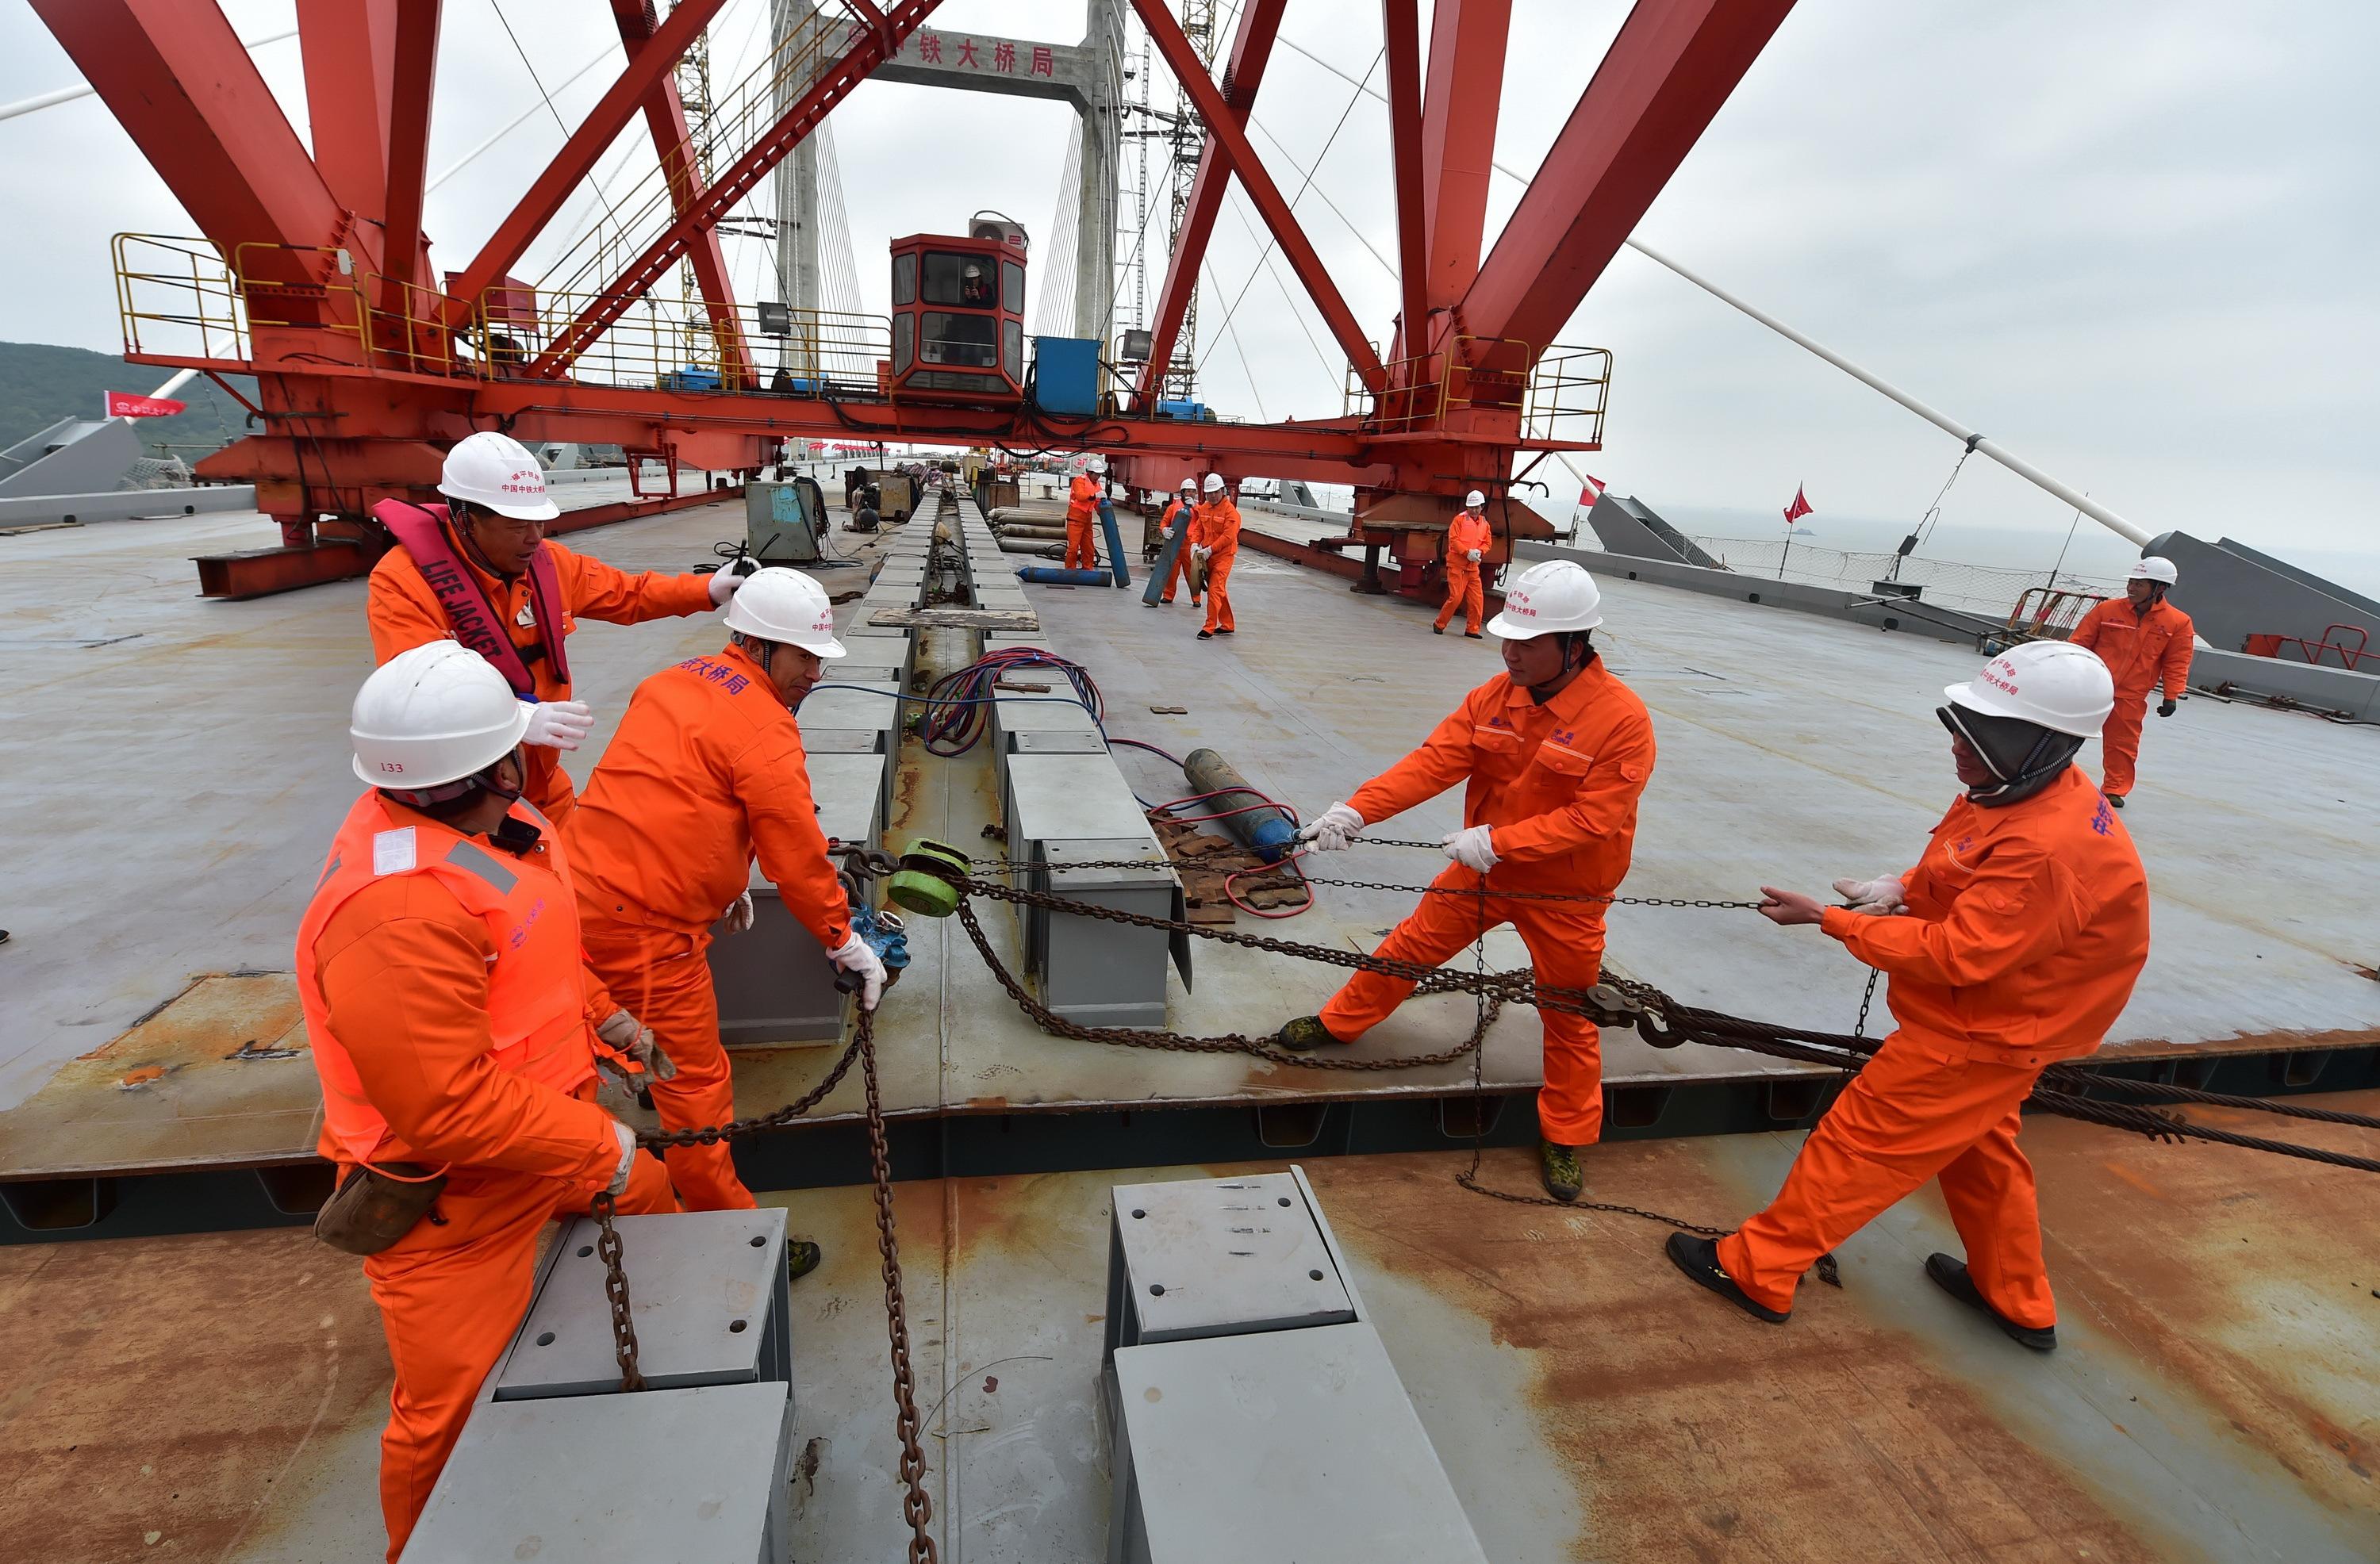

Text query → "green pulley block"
[886,837,973,918]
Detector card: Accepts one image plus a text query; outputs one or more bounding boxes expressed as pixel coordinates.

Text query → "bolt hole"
[1149,1283,1165,1297]
[536,1331,556,1347]
[576,1245,593,1258]
[729,1318,749,1334]
[1309,1269,1325,1281]
[750,1236,766,1248]
[1276,1197,1291,1207]
[1130,1209,1146,1219]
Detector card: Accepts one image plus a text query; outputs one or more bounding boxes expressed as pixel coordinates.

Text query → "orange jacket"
[1347,658,1656,896]
[1821,765,2149,1066]
[2068,596,2194,700]
[1067,473,1101,522]
[564,643,853,947]
[1445,511,1492,567]
[296,792,622,1186]
[1192,495,1242,555]
[1161,496,1195,535]
[369,518,716,815]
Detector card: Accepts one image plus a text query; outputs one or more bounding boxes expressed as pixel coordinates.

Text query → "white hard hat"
[2129,556,2178,585]
[1178,477,1198,492]
[1464,489,1486,508]
[1202,472,1225,493]
[1486,559,1603,638]
[439,431,559,521]
[1944,641,2113,738]
[351,641,531,790]
[1086,454,1107,474]
[723,566,847,658]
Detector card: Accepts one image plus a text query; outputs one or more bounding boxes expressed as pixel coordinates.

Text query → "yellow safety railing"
[479,289,890,397]
[114,234,249,366]
[1345,336,1612,447]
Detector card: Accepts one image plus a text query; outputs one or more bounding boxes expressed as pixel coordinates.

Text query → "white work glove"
[708,569,745,606]
[722,890,755,934]
[597,1007,678,1083]
[1192,543,1212,561]
[1161,526,1174,540]
[827,930,887,1011]
[1466,549,1482,562]
[1829,875,1906,916]
[606,1120,639,1196]
[1294,801,1365,853]
[1442,825,1499,873]
[521,699,594,751]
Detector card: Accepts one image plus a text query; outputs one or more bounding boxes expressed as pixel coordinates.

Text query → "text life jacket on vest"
[374,498,570,696]
[295,792,595,1168]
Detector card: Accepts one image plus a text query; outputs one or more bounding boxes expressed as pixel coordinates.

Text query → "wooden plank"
[866,607,1041,631]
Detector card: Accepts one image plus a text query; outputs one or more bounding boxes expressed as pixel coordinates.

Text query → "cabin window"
[921,311,999,368]
[892,312,913,373]
[892,253,917,306]
[922,251,995,308]
[1003,262,1025,314]
[1003,318,1022,378]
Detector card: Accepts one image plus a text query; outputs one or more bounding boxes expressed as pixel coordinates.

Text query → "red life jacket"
[295,792,596,1168]
[373,499,570,696]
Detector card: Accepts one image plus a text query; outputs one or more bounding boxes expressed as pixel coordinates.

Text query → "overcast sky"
[4,0,2374,589]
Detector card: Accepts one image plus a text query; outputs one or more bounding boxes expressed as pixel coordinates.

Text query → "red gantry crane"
[36,0,1797,599]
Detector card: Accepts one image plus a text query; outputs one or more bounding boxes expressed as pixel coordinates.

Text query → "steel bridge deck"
[2,496,2375,1239]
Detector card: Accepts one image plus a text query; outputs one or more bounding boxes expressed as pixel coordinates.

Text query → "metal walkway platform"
[3,499,2376,1237]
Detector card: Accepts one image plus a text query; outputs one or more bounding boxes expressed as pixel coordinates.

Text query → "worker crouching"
[1280,560,1654,1202]
[367,431,744,825]
[297,642,678,1561]
[1668,641,2148,1351]
[1433,489,1493,638]
[564,568,886,1225]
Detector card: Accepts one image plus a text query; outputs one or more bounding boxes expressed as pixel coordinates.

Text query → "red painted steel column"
[1418,0,1512,319]
[296,0,396,224]
[1380,0,1430,391]
[1129,0,1286,411]
[382,2,444,294]
[447,0,733,316]
[1131,0,1386,393]
[1459,0,1798,353]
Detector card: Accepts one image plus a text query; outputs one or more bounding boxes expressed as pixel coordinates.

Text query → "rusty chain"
[588,1190,646,1393]
[858,1008,939,1563]
[965,856,1761,910]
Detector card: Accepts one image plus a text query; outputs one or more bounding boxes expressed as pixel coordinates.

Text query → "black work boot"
[2107,793,2127,809]
[1925,1252,2056,1351]
[788,1238,823,1282]
[1538,1140,1583,1202]
[1274,1015,1342,1052]
[1665,1232,1790,1323]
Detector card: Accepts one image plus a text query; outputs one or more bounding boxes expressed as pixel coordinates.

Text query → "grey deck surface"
[2,497,2375,1170]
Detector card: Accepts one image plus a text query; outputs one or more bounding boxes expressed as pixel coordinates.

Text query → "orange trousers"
[1716,1033,2055,1326]
[2098,688,2151,795]
[1319,872,1606,1143]
[363,1127,674,1560]
[581,922,754,1213]
[1434,562,1484,634]
[1202,547,1238,634]
[1064,513,1098,571]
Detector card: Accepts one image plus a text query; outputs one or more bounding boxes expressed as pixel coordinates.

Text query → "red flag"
[1782,484,1813,525]
[106,391,187,419]
[1577,473,1606,507]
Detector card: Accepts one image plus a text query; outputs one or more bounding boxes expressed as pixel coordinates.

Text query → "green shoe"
[1275,1015,1342,1052]
[788,1238,823,1282]
[1538,1140,1583,1202]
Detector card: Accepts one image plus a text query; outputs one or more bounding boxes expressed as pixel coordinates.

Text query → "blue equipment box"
[658,366,724,391]
[1032,336,1103,416]
[1154,398,1207,421]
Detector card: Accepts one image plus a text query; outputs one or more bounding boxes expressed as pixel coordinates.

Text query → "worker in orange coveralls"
[1433,489,1495,638]
[1153,476,1203,608]
[566,568,885,1232]
[1190,470,1242,639]
[1065,454,1107,570]
[1279,559,1654,1202]
[2066,555,2194,808]
[297,642,678,1561]
[1668,640,2147,1352]
[367,431,743,826]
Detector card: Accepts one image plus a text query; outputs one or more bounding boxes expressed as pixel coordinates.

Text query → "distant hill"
[0,341,257,462]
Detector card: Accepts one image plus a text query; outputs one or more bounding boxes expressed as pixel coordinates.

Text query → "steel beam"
[1130,0,1285,410]
[30,0,367,282]
[527,0,945,380]
[382,2,444,293]
[1131,0,1386,395]
[1380,0,1429,376]
[295,0,395,224]
[447,0,734,316]
[1460,0,1798,354]
[611,1,753,386]
[1418,0,1512,316]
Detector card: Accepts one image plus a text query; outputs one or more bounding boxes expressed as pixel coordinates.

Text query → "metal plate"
[495,1209,785,1399]
[1111,1323,1488,1564]
[1004,753,1160,844]
[1111,1171,1353,1344]
[401,1381,790,1562]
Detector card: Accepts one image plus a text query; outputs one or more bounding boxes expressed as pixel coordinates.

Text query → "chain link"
[589,1190,645,1393]
[858,1009,939,1562]
[964,857,1761,911]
